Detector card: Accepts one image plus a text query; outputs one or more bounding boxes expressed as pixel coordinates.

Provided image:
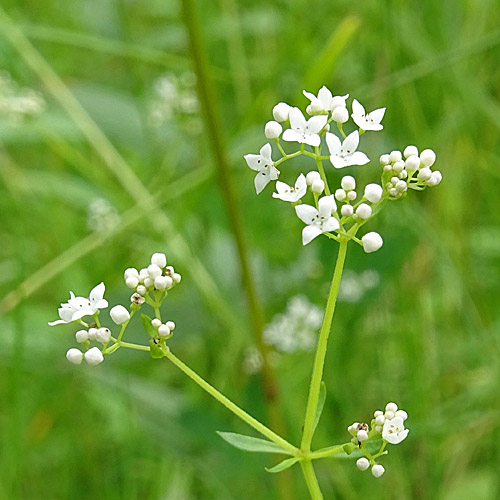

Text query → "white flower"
[362,232,383,253]
[341,175,356,191]
[272,102,291,122]
[48,283,108,326]
[66,348,83,365]
[85,347,104,366]
[371,464,385,478]
[382,416,409,444]
[303,86,333,113]
[351,99,385,131]
[282,108,327,147]
[295,195,339,245]
[364,183,383,203]
[356,458,370,471]
[326,131,369,169]
[272,174,307,202]
[265,120,282,139]
[110,305,130,325]
[244,143,280,194]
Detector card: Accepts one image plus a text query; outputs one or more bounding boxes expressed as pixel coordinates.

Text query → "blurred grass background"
[1,0,500,498]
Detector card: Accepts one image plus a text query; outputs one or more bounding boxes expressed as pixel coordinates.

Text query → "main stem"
[300,460,324,500]
[301,239,348,453]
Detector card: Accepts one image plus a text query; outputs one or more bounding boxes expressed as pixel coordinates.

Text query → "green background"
[1,0,499,498]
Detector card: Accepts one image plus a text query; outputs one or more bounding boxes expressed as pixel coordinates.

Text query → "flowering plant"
[50,85,441,500]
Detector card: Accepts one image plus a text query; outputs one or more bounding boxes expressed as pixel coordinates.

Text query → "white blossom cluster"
[263,295,323,353]
[0,71,45,123]
[124,252,181,296]
[347,402,409,478]
[244,85,442,252]
[338,269,379,303]
[87,198,121,233]
[48,252,180,366]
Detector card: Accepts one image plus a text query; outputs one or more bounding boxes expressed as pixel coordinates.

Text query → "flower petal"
[302,90,316,102]
[351,99,365,117]
[318,195,336,216]
[302,225,323,245]
[269,166,280,180]
[348,151,370,166]
[282,129,303,144]
[343,130,360,153]
[329,155,347,169]
[368,107,385,125]
[325,132,341,155]
[48,319,67,326]
[244,153,263,171]
[295,173,307,195]
[317,86,332,105]
[295,204,318,225]
[303,134,321,147]
[254,171,271,194]
[288,107,306,132]
[89,282,105,302]
[306,115,328,134]
[322,217,340,232]
[259,143,273,161]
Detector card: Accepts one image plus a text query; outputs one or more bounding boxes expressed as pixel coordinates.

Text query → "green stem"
[163,347,298,456]
[310,444,347,460]
[275,150,303,167]
[314,149,330,195]
[300,460,324,500]
[301,239,348,453]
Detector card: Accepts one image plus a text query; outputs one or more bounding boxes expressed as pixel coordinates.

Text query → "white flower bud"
[341,204,353,217]
[399,170,408,179]
[306,104,313,115]
[136,285,147,296]
[371,464,385,478]
[391,176,399,185]
[309,100,325,113]
[66,348,83,365]
[273,102,291,122]
[330,95,347,109]
[125,275,139,289]
[85,347,104,366]
[375,425,383,433]
[95,327,111,343]
[151,252,167,268]
[139,268,149,280]
[172,273,182,284]
[384,410,395,420]
[383,164,392,172]
[356,203,372,220]
[389,150,402,163]
[395,180,407,192]
[405,155,420,171]
[393,161,404,173]
[375,415,385,425]
[124,267,139,279]
[331,106,348,123]
[88,328,97,341]
[427,170,442,186]
[147,264,162,279]
[158,324,171,337]
[311,179,325,194]
[364,183,383,204]
[306,171,321,186]
[75,330,89,343]
[110,305,130,325]
[143,277,153,288]
[362,232,383,253]
[264,120,282,139]
[166,321,176,331]
[347,191,357,201]
[385,402,398,413]
[341,175,356,191]
[420,148,436,167]
[389,188,399,197]
[335,188,346,201]
[374,410,383,417]
[418,167,432,181]
[356,457,370,471]
[379,154,390,166]
[154,275,169,290]
[404,145,419,158]
[357,430,369,442]
[396,410,408,420]
[151,318,162,328]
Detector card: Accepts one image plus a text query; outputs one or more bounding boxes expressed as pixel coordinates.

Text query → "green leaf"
[265,457,299,473]
[149,339,164,359]
[313,381,326,433]
[217,432,291,455]
[141,314,156,338]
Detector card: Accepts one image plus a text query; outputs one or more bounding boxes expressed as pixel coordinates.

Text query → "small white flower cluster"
[149,72,200,133]
[124,252,181,297]
[244,85,442,252]
[263,295,323,353]
[380,145,442,198]
[347,402,409,478]
[338,269,379,303]
[87,198,121,234]
[151,318,176,338]
[0,71,45,123]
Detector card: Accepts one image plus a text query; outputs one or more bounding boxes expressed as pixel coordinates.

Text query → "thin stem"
[300,460,324,500]
[301,239,348,453]
[163,347,298,456]
[310,444,347,460]
[275,150,303,167]
[314,149,330,195]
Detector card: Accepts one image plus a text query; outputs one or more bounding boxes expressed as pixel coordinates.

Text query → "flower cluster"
[244,85,442,251]
[48,252,180,366]
[347,402,409,478]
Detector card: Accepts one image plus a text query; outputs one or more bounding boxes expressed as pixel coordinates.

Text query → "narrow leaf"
[149,339,164,359]
[266,457,299,473]
[141,314,156,338]
[217,432,291,454]
[313,381,327,432]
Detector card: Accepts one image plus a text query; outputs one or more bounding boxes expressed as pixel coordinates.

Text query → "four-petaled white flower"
[48,282,108,326]
[303,86,333,114]
[295,195,339,245]
[326,131,369,169]
[273,174,307,202]
[351,99,385,131]
[244,143,280,195]
[382,416,409,444]
[282,108,327,147]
